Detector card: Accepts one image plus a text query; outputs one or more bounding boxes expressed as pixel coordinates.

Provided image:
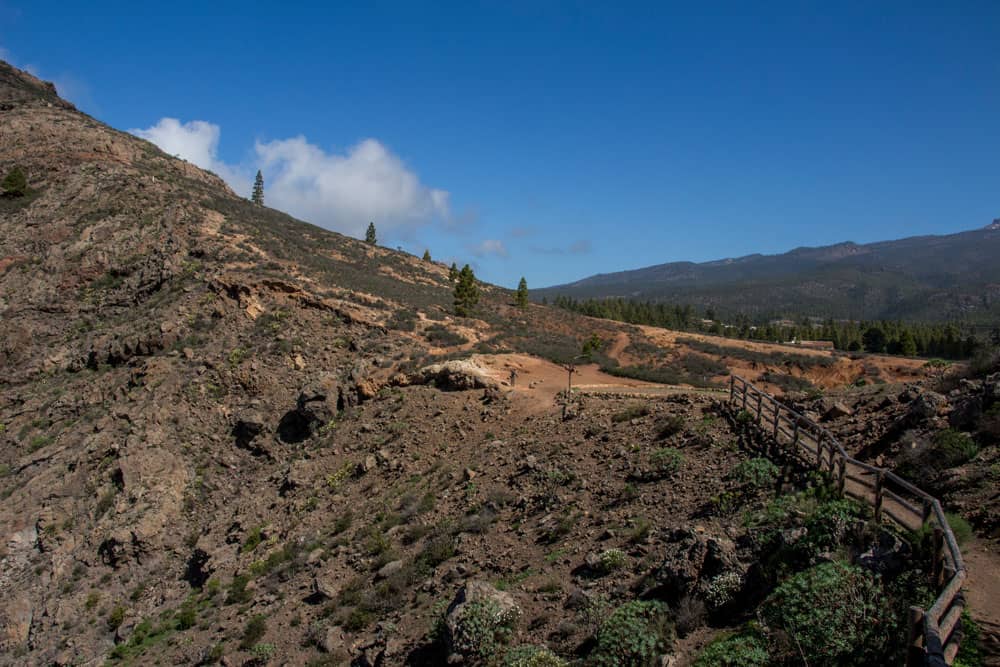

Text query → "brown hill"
[1,60,988,666]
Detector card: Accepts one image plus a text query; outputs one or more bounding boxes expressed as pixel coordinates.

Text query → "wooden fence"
[729,375,966,666]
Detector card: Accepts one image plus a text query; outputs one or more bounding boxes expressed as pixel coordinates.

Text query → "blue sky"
[2,1,998,289]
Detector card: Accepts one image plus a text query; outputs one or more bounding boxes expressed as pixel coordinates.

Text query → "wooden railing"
[729,375,967,666]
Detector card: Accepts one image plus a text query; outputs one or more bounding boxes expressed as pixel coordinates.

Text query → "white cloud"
[469,239,509,258]
[130,118,449,239]
[256,136,449,238]
[132,118,221,168]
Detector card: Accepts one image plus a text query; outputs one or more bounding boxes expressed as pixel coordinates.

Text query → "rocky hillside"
[0,60,742,666]
[537,222,1000,322]
[1,60,994,667]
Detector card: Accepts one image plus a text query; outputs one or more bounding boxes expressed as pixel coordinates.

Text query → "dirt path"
[472,354,666,409]
[961,539,1000,664]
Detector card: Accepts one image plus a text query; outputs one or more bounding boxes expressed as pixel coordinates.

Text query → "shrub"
[693,626,770,667]
[451,598,520,664]
[226,574,252,605]
[107,605,126,632]
[931,430,979,467]
[241,526,264,553]
[594,549,627,574]
[612,403,650,423]
[953,611,984,667]
[795,498,866,558]
[175,600,198,630]
[729,458,778,490]
[1,166,27,197]
[761,562,891,665]
[251,643,276,660]
[655,415,685,439]
[590,600,674,667]
[240,615,267,650]
[503,645,567,667]
[760,371,814,393]
[946,512,973,546]
[649,448,684,477]
[898,429,979,478]
[703,571,743,610]
[424,324,469,347]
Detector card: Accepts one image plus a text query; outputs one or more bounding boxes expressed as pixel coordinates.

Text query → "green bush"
[503,645,568,666]
[703,571,743,610]
[650,448,684,477]
[946,512,973,546]
[239,615,267,650]
[796,498,866,558]
[594,549,627,574]
[693,626,770,667]
[590,600,674,667]
[761,562,891,665]
[107,605,126,632]
[226,573,252,604]
[953,610,984,667]
[424,323,469,346]
[241,526,264,553]
[175,600,197,631]
[1,166,27,197]
[729,458,779,490]
[612,403,650,423]
[655,415,685,439]
[932,430,979,467]
[451,598,520,664]
[898,429,979,478]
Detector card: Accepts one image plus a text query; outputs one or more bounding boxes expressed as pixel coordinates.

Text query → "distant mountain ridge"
[537,223,1000,322]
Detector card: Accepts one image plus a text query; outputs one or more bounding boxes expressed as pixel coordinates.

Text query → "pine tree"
[453,264,479,316]
[1,166,27,197]
[515,276,528,308]
[251,170,264,206]
[365,222,377,245]
[898,330,918,357]
[448,262,459,282]
[422,249,432,262]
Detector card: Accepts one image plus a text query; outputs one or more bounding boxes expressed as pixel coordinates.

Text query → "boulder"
[277,378,343,443]
[984,373,1000,408]
[906,392,947,422]
[313,567,340,599]
[232,413,266,454]
[857,529,911,576]
[949,395,983,429]
[648,529,738,601]
[823,402,854,420]
[376,560,404,580]
[414,360,499,391]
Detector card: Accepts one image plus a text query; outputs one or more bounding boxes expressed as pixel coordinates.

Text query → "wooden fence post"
[792,419,800,450]
[729,375,734,403]
[932,527,945,588]
[837,456,846,495]
[874,471,884,523]
[772,407,780,441]
[756,393,762,425]
[741,383,748,411]
[906,606,925,667]
[815,432,825,471]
